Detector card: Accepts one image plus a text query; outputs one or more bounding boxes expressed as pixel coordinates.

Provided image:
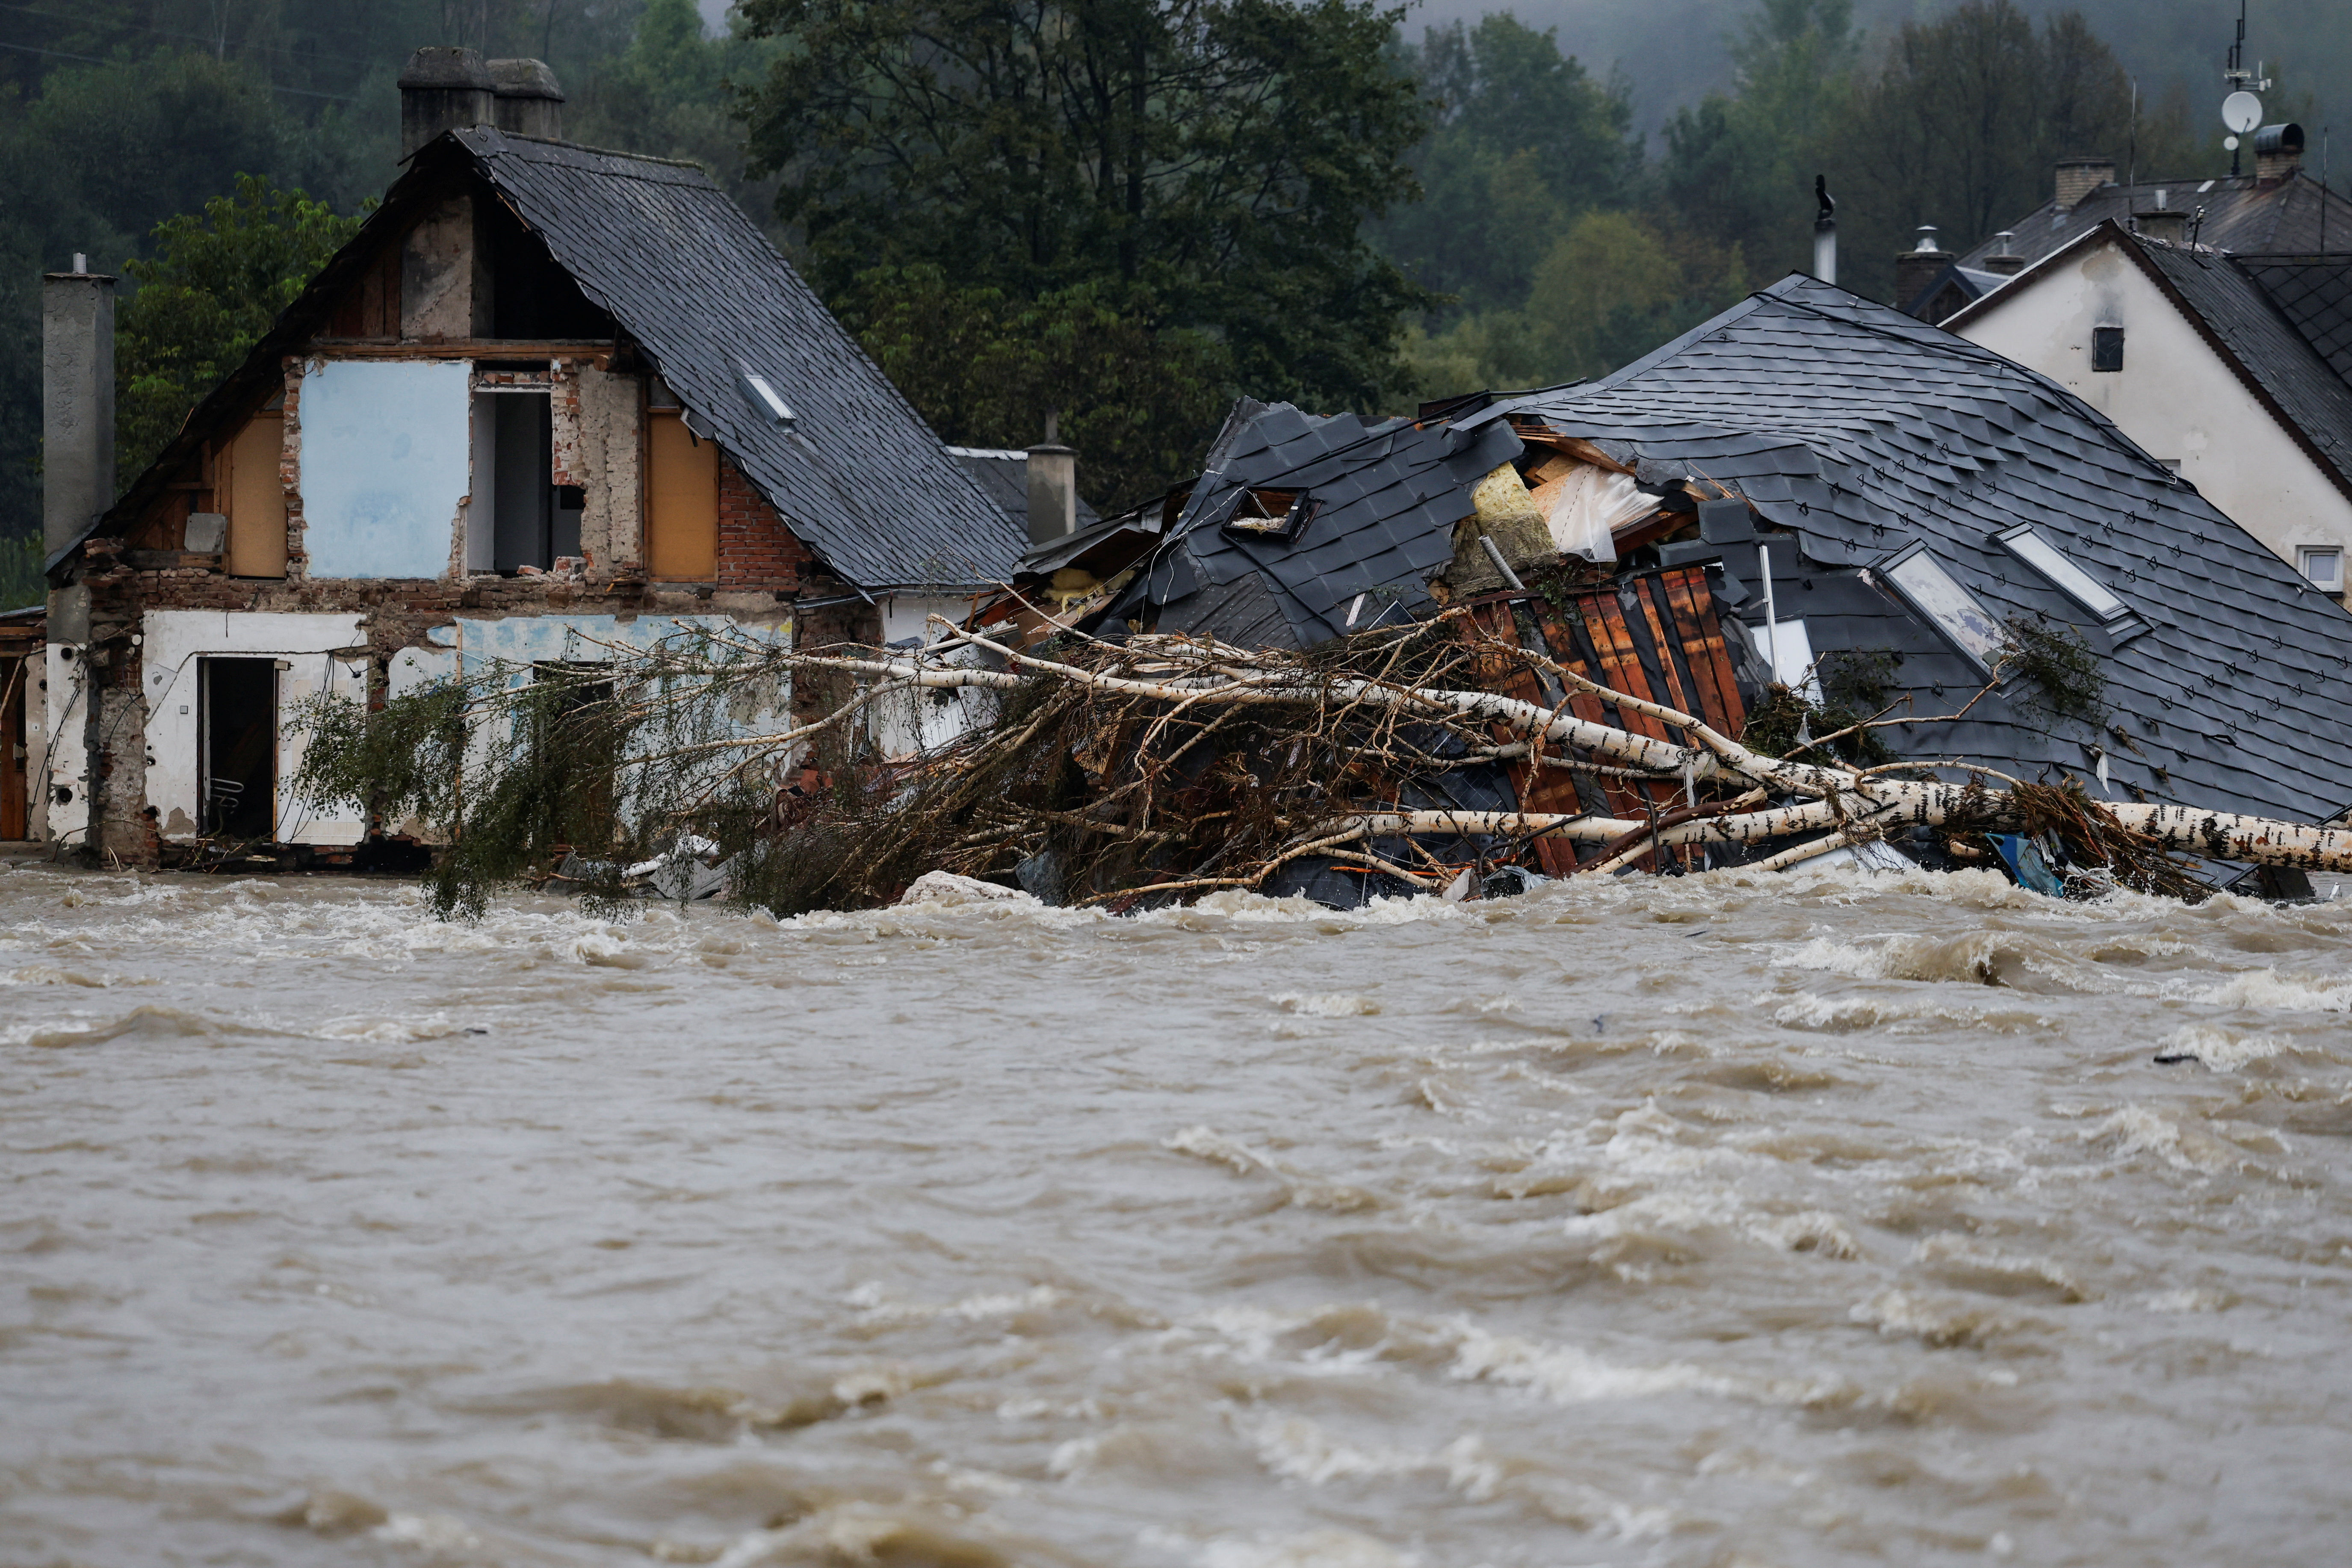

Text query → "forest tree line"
[0,0,2299,596]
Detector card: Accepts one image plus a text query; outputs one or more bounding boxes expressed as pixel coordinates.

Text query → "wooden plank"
[1629,578,1698,730]
[1656,569,1727,732]
[1664,567,1746,737]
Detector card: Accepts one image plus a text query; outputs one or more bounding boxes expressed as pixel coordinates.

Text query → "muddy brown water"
[3,862,2349,1567]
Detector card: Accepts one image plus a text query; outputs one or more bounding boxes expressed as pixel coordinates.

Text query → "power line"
[0,1,385,74]
[0,38,359,100]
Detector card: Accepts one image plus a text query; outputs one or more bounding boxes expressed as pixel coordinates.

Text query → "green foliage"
[115,175,366,478]
[2000,614,2107,729]
[852,266,1235,512]
[1374,15,1638,317]
[1,532,43,612]
[735,0,1431,420]
[1737,647,1903,765]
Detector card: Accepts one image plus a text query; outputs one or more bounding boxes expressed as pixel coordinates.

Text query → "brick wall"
[717,455,816,591]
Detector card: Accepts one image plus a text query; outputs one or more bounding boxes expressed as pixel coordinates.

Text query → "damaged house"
[34,47,1024,866]
[973,272,2352,900]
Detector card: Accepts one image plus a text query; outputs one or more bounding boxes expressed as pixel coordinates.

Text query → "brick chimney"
[488,58,564,140]
[1983,230,2024,276]
[2253,123,2305,187]
[2054,156,2116,210]
[398,46,495,158]
[2137,209,2189,244]
[43,256,115,559]
[1025,412,1078,546]
[1894,225,1953,309]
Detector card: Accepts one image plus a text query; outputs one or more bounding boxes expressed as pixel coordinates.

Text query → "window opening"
[2092,325,2124,372]
[200,656,277,840]
[1995,525,2128,620]
[470,387,573,574]
[2299,546,2344,593]
[1877,543,2004,676]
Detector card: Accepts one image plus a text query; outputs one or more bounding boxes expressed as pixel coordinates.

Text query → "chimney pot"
[398,45,496,158]
[2054,155,2116,210]
[2252,122,2305,186]
[488,58,565,140]
[43,267,116,559]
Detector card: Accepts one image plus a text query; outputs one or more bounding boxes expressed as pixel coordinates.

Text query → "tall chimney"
[1894,225,1953,310]
[43,257,116,559]
[1811,174,1837,286]
[1025,412,1078,546]
[488,58,565,140]
[2054,155,2116,210]
[398,46,495,158]
[2253,123,2305,187]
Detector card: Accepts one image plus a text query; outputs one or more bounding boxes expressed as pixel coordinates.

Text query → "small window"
[1878,542,2005,676]
[2092,325,2124,372]
[2299,546,2345,593]
[1996,525,2128,620]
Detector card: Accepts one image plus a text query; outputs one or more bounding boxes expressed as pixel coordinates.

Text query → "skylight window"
[1878,542,2005,676]
[1995,525,2128,620]
[736,366,795,429]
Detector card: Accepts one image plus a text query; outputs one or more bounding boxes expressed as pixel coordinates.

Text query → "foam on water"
[2,860,2347,1566]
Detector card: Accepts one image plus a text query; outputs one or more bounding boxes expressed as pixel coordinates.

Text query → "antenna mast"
[2223,0,2273,179]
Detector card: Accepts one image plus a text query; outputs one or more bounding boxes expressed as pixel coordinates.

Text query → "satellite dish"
[2222,91,2263,134]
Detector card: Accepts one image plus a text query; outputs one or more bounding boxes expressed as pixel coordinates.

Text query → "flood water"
[3,862,2349,1568]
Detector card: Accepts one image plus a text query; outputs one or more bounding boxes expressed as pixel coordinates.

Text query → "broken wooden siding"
[1466,565,1746,874]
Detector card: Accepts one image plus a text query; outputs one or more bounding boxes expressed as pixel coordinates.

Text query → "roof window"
[1995,525,2129,620]
[736,366,795,429]
[1877,542,2004,676]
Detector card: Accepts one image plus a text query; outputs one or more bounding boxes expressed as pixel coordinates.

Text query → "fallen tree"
[289,611,2352,916]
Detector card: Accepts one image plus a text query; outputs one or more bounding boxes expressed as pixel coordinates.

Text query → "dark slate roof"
[948,448,1099,539]
[1106,399,1522,649]
[2240,254,2352,387]
[2128,238,2352,498]
[1953,170,2352,275]
[1482,275,2352,827]
[455,130,1019,590]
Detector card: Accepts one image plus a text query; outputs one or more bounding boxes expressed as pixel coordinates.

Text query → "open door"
[201,656,277,840]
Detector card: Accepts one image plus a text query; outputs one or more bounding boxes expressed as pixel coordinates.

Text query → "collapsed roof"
[1049,275,2352,832]
[1490,275,2352,827]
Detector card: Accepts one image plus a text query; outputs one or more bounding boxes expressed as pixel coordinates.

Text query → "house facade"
[1945,222,2352,603]
[36,48,1025,867]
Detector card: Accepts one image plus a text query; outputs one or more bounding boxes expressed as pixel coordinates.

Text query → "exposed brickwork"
[718,454,816,592]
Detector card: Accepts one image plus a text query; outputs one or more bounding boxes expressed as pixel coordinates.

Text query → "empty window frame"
[467,384,580,574]
[2091,325,2124,372]
[1877,542,2005,677]
[1995,524,2129,620]
[645,407,719,580]
[2299,545,2345,594]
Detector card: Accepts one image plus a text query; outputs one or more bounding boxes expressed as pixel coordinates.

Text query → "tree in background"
[564,0,783,221]
[855,267,1233,511]
[734,0,1430,497]
[1374,15,1639,317]
[1827,0,2141,294]
[114,176,366,478]
[1658,0,1859,280]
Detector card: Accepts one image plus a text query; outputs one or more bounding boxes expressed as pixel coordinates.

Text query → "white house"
[1945,220,2352,602]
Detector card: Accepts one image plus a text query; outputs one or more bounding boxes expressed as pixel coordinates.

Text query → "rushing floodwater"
[3,862,2349,1568]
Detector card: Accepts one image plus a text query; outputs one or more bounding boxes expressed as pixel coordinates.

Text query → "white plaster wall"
[1956,240,2352,581]
[39,644,88,846]
[874,593,994,758]
[21,655,46,842]
[553,361,643,579]
[140,610,368,845]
